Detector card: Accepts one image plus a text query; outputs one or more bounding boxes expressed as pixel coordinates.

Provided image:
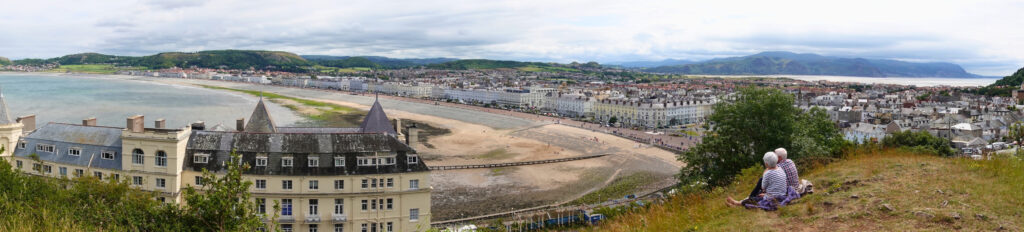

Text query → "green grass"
[516,65,579,72]
[198,85,364,127]
[46,64,147,74]
[594,149,1024,231]
[477,148,515,160]
[312,65,372,73]
[570,172,659,205]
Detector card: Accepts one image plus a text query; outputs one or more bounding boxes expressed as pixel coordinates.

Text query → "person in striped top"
[727,151,800,210]
[775,148,800,189]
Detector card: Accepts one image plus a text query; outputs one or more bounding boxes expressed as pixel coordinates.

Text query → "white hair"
[775,148,788,160]
[763,152,778,169]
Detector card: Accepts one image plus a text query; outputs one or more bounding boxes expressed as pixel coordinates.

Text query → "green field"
[312,65,372,73]
[570,172,659,205]
[46,64,146,74]
[516,65,579,72]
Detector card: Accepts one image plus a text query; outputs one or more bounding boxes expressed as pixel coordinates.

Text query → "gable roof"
[0,87,14,124]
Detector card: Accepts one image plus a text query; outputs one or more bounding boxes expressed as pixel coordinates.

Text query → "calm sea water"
[709,75,999,87]
[0,73,302,129]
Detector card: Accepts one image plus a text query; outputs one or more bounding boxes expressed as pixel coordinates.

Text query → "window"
[334,224,344,232]
[361,200,368,211]
[407,155,419,164]
[357,157,372,166]
[334,199,344,215]
[193,153,210,164]
[282,224,293,232]
[409,208,419,221]
[371,179,377,188]
[372,199,379,210]
[409,179,419,189]
[309,199,319,216]
[334,156,345,167]
[94,171,102,179]
[133,176,143,185]
[309,157,319,167]
[155,178,166,188]
[43,165,52,174]
[15,160,21,168]
[334,180,344,190]
[257,198,266,214]
[157,197,165,203]
[256,156,267,167]
[386,178,393,188]
[361,224,367,232]
[386,198,393,210]
[361,179,368,189]
[32,164,40,172]
[101,151,115,160]
[68,148,82,156]
[379,157,396,165]
[309,224,318,232]
[132,149,144,165]
[255,179,266,189]
[282,180,293,190]
[18,142,25,149]
[282,157,294,167]
[156,151,167,167]
[309,180,319,190]
[386,222,393,232]
[36,144,55,153]
[282,199,293,216]
[114,174,120,181]
[75,169,84,177]
[59,167,67,176]
[195,176,203,186]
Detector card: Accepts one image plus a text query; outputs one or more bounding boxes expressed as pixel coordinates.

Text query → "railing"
[428,154,608,171]
[332,214,348,222]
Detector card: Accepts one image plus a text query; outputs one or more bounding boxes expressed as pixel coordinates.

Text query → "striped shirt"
[761,168,789,197]
[778,159,800,188]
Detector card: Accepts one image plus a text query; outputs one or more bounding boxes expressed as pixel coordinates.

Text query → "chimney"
[82,117,97,126]
[154,119,166,129]
[16,115,35,132]
[406,124,419,148]
[126,115,144,133]
[393,119,402,135]
[191,121,206,131]
[236,118,245,131]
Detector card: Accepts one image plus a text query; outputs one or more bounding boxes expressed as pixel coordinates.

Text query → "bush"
[881,131,955,156]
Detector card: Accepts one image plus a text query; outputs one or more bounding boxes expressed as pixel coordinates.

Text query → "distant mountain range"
[301,55,457,68]
[640,51,984,78]
[608,59,697,68]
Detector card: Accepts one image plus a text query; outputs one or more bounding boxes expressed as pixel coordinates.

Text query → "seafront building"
[3,90,431,232]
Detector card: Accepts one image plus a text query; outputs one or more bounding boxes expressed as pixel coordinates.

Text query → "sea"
[705,75,1000,87]
[0,73,302,129]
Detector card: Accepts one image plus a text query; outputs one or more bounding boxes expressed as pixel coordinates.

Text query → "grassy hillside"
[595,149,1023,231]
[968,67,1024,97]
[427,59,579,72]
[644,51,977,78]
[13,50,312,71]
[0,56,11,66]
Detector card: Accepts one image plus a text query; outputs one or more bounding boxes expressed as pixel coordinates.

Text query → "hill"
[0,56,11,66]
[302,55,456,68]
[609,59,697,68]
[594,150,1023,231]
[987,67,1024,87]
[12,50,312,71]
[427,59,580,72]
[644,51,981,78]
[965,66,1024,97]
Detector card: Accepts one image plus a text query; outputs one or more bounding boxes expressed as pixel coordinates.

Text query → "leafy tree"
[180,150,270,231]
[609,116,618,125]
[678,87,846,187]
[1008,122,1024,156]
[881,130,956,157]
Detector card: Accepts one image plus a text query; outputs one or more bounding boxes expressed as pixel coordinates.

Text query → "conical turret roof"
[0,87,14,124]
[244,97,277,133]
[360,99,396,135]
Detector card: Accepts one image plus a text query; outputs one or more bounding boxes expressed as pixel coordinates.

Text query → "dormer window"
[282,156,294,167]
[407,155,420,164]
[334,156,345,167]
[36,144,55,153]
[193,153,210,164]
[308,157,319,167]
[256,155,268,167]
[101,151,115,160]
[68,148,82,156]
[18,141,25,149]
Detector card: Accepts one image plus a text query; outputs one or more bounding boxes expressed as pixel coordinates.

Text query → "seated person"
[775,148,814,195]
[727,152,800,211]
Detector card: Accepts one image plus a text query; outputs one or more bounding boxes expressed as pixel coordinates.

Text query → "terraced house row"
[0,90,431,232]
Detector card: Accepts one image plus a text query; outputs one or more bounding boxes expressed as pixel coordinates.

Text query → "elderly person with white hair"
[727,151,801,211]
[776,148,814,195]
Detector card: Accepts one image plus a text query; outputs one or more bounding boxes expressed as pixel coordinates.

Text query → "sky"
[0,0,1022,76]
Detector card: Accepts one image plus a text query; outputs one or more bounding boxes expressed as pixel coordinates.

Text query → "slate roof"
[244,98,277,133]
[13,123,124,170]
[359,99,396,135]
[188,130,414,153]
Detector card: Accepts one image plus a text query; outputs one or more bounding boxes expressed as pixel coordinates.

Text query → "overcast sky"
[1,0,1022,75]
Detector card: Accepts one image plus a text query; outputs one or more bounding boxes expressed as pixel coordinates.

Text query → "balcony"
[332,214,348,222]
[305,214,321,223]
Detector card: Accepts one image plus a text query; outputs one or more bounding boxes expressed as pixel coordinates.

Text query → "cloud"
[0,0,1022,75]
